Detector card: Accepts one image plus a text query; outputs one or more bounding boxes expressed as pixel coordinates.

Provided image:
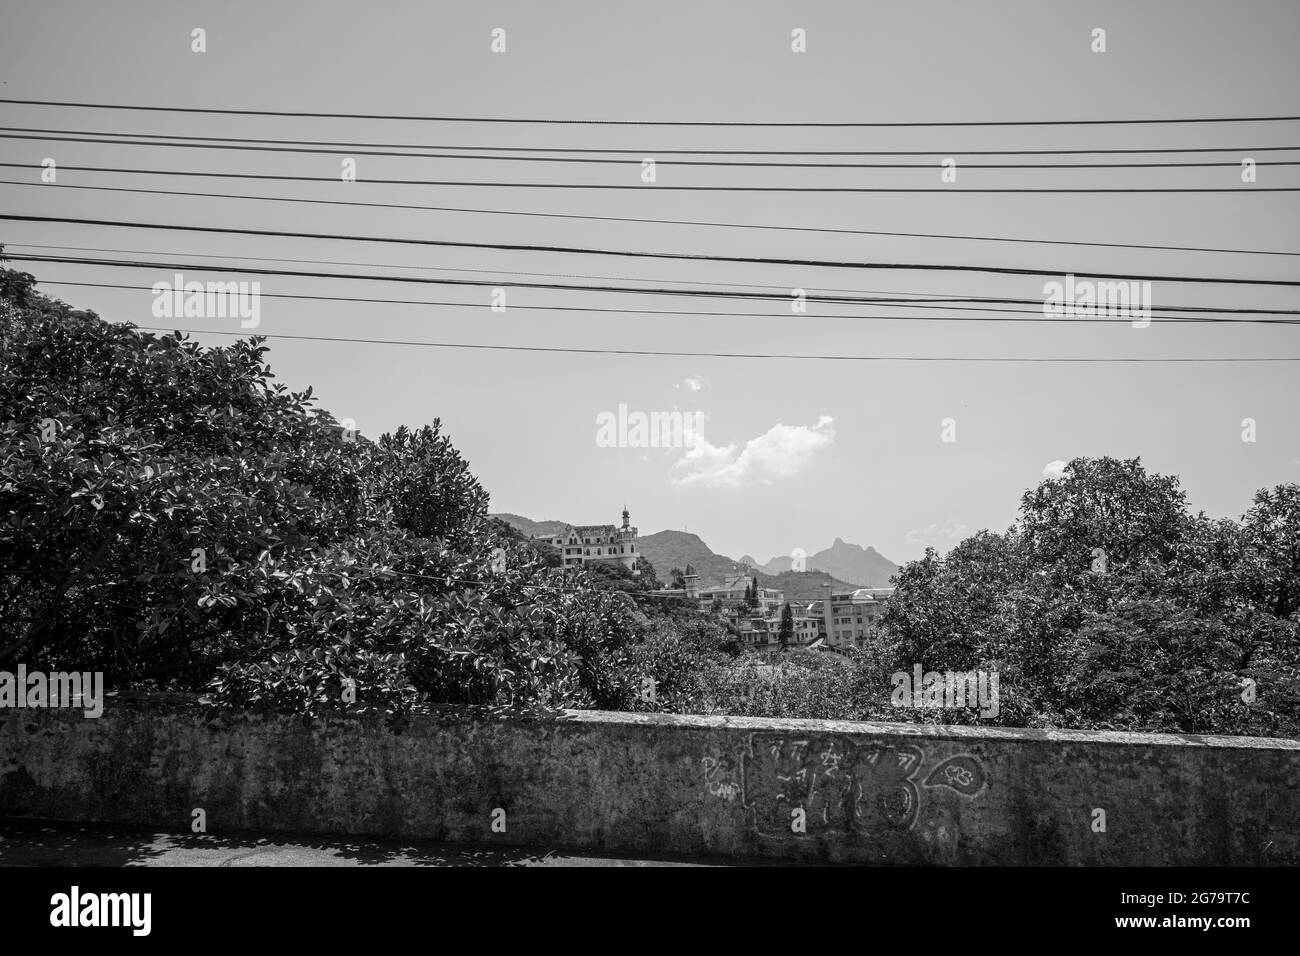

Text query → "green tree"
[371,423,489,548]
[779,602,794,650]
[1237,484,1300,620]
[0,269,660,719]
[633,555,662,589]
[878,456,1300,735]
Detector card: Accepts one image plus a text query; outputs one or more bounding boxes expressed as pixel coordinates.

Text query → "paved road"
[0,819,727,867]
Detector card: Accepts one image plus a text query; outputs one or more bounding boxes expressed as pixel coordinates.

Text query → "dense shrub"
[875,458,1300,735]
[0,266,656,719]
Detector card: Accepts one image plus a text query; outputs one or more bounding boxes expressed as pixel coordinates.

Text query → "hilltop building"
[537,507,639,573]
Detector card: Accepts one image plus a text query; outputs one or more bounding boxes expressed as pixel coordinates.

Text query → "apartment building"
[737,603,821,654]
[697,573,785,615]
[813,587,894,651]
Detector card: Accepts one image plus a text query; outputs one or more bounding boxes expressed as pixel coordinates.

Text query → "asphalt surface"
[0,819,725,867]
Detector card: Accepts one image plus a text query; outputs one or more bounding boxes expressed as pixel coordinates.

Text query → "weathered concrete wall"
[2,696,1297,864]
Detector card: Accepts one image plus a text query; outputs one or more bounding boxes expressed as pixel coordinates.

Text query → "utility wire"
[5,130,1297,169]
[25,254,1208,312]
[4,172,1295,257]
[3,97,1298,126]
[5,214,1297,287]
[6,125,1299,156]
[110,325,1300,362]
[17,257,1300,319]
[36,280,1300,324]
[20,243,1294,314]
[0,154,1287,192]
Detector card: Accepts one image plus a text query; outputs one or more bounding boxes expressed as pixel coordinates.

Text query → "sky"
[1,0,1298,566]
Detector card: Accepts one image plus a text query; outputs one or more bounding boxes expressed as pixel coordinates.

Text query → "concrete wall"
[2,696,1298,864]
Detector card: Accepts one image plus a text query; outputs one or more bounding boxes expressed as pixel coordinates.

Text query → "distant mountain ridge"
[490,513,899,599]
[747,538,898,588]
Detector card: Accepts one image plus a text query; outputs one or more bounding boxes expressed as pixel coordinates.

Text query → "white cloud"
[1042,459,1068,479]
[672,415,835,488]
[675,376,706,392]
[905,521,969,545]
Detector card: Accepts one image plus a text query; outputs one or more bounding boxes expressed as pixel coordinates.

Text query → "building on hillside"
[536,507,639,573]
[647,564,701,601]
[697,573,785,615]
[810,586,894,651]
[737,603,821,655]
[849,587,896,602]
[793,606,822,645]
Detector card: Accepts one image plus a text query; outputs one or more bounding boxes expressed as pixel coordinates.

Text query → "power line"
[110,325,1300,362]
[18,256,1300,320]
[5,214,1297,287]
[7,125,1299,156]
[4,97,1299,127]
[0,158,1288,192]
[20,243,1293,314]
[15,242,991,301]
[24,254,1215,313]
[4,173,1295,257]
[6,130,1297,170]
[36,279,1300,324]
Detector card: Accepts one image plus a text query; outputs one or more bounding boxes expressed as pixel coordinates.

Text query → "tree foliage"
[0,271,676,720]
[879,457,1300,734]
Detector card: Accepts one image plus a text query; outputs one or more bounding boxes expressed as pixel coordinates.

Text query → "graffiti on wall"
[701,753,742,801]
[702,734,987,835]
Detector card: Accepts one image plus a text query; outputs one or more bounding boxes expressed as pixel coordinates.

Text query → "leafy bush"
[0,267,654,720]
[876,457,1300,735]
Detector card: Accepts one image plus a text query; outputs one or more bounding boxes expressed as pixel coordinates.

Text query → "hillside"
[489,513,572,540]
[762,569,864,604]
[635,530,747,585]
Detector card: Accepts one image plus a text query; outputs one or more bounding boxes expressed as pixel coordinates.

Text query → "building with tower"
[537,507,640,573]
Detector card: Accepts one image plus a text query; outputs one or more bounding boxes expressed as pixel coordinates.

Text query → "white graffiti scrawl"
[701,734,989,836]
[701,754,742,801]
